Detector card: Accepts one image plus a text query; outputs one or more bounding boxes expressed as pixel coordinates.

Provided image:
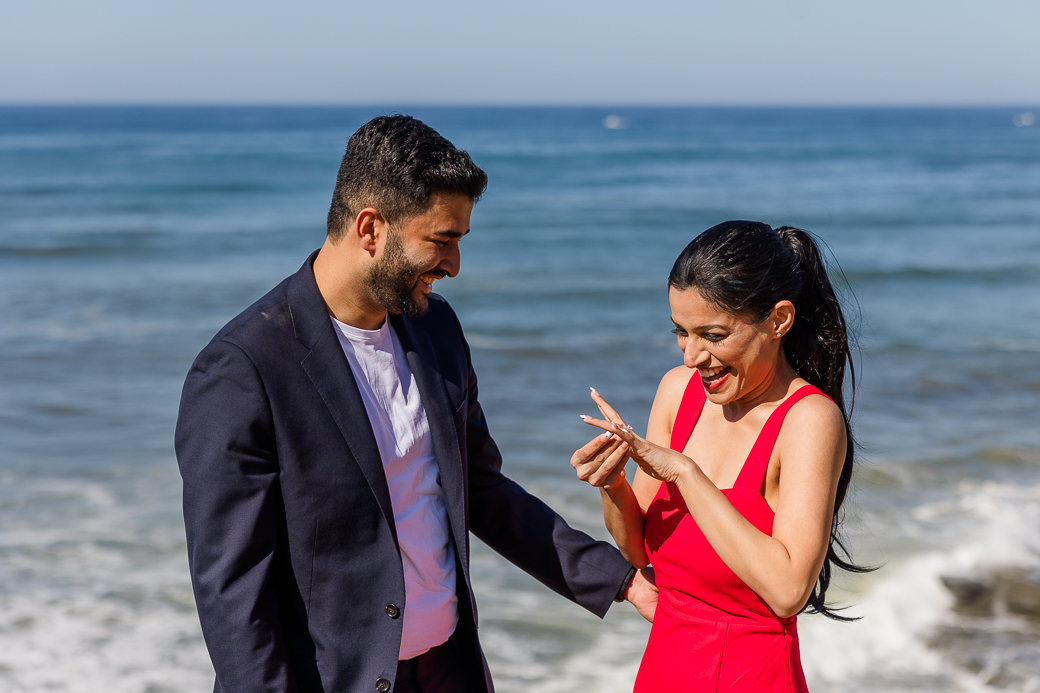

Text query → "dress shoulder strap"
[734,384,831,491]
[670,374,706,452]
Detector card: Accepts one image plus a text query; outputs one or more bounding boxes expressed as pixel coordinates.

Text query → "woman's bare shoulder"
[647,366,695,441]
[656,365,695,402]
[778,389,847,463]
[785,389,844,430]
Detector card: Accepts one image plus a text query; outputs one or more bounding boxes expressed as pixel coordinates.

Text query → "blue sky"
[2,0,1038,105]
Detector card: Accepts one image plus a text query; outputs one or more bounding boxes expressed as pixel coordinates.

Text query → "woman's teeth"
[700,366,729,382]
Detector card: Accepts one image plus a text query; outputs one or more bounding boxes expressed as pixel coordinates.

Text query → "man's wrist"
[614,566,637,602]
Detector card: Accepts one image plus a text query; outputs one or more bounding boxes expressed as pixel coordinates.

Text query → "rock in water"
[996,568,1040,621]
[934,566,1040,689]
[940,575,994,616]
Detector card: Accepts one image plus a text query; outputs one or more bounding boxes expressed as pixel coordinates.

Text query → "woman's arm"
[571,417,650,567]
[571,368,689,568]
[589,393,847,618]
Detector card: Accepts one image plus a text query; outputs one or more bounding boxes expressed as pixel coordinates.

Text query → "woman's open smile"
[699,365,732,391]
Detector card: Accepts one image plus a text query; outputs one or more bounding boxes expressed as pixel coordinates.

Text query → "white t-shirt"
[332,316,458,660]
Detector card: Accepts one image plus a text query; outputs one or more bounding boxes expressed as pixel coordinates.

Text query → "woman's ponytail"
[775,225,867,619]
[774,225,851,415]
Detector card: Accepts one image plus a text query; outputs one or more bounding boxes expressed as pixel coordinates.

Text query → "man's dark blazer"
[175,252,632,693]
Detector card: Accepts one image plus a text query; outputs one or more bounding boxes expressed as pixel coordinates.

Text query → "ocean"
[1,105,1038,692]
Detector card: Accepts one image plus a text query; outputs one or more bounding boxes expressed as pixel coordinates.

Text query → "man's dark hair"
[326,115,488,240]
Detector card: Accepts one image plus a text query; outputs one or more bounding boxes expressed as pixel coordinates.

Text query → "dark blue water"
[2,106,1039,692]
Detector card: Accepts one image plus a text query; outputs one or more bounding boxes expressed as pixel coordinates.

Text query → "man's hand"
[625,566,658,622]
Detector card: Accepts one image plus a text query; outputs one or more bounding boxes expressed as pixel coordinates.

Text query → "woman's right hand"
[570,429,630,489]
[575,388,654,570]
[570,388,631,489]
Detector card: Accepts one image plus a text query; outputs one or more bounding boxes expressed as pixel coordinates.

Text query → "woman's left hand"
[580,391,697,484]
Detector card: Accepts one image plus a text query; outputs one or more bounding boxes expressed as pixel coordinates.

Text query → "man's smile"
[418,271,446,290]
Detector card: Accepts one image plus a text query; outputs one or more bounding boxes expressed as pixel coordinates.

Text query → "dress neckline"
[669,375,826,494]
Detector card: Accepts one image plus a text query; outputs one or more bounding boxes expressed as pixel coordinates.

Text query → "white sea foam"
[800,478,1040,692]
[0,589,213,692]
[0,467,214,692]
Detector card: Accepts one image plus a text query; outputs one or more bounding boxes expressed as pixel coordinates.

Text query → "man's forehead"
[406,193,473,235]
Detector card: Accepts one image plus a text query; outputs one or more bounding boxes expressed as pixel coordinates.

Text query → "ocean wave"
[0,589,213,692]
[464,331,673,354]
[0,244,143,258]
[966,339,1040,354]
[801,479,1040,692]
[844,266,1040,284]
[0,469,214,692]
[0,230,162,258]
[1,317,190,343]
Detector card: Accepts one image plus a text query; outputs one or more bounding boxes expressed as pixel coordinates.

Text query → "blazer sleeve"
[447,313,633,617]
[175,338,299,693]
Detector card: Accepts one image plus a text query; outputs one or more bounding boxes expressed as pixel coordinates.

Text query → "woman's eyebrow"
[671,318,728,331]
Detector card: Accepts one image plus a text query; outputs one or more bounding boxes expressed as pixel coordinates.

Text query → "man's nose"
[442,243,461,278]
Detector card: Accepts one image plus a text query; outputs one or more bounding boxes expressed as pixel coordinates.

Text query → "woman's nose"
[683,340,709,369]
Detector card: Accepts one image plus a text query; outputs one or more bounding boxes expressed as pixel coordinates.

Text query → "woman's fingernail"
[602,431,612,438]
[579,414,590,420]
[590,387,600,396]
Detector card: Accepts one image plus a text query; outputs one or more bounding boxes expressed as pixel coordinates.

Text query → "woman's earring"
[775,332,782,338]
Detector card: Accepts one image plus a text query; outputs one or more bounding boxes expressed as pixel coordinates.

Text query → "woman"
[571,221,865,692]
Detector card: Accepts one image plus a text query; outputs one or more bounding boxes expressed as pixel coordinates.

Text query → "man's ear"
[353,208,385,255]
[771,300,796,338]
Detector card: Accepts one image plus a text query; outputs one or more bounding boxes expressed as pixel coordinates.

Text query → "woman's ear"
[771,300,796,338]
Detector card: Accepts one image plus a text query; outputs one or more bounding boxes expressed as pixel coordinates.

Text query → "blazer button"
[385,603,400,619]
[375,678,391,692]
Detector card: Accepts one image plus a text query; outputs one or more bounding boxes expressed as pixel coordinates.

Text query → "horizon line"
[1,101,1038,110]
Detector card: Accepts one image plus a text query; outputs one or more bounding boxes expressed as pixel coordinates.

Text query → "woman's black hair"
[669,220,870,620]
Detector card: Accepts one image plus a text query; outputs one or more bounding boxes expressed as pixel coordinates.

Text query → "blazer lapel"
[392,314,469,573]
[289,253,398,547]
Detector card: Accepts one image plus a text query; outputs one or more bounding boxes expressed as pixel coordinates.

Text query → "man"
[175,115,655,693]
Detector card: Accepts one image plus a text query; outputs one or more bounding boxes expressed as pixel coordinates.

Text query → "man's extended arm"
[175,338,298,693]
[444,309,634,617]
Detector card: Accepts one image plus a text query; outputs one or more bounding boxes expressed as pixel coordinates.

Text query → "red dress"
[634,378,824,692]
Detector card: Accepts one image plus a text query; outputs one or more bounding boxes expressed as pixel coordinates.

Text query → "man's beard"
[366,229,433,317]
